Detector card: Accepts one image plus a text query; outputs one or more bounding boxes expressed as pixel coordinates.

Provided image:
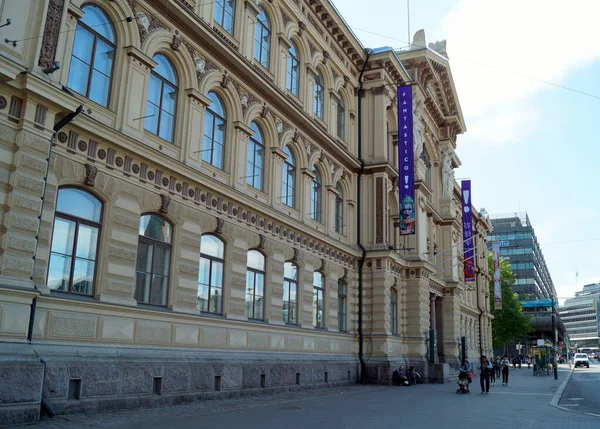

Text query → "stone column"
[267,243,285,326]
[364,85,388,162]
[241,0,260,60]
[429,294,437,331]
[305,65,317,116]
[301,167,315,224]
[183,89,212,171]
[271,146,286,209]
[117,47,157,139]
[232,121,252,192]
[404,269,430,359]
[226,229,249,320]
[299,256,316,328]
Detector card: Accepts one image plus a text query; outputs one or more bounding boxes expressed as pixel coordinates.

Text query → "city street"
[24,364,598,429]
[558,360,600,416]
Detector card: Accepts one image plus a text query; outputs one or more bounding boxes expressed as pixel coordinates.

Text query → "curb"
[549,368,600,418]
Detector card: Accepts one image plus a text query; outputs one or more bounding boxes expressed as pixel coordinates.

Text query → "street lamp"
[550,295,558,380]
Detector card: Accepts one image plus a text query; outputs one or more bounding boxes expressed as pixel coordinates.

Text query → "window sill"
[201,162,230,186]
[67,91,117,128]
[142,131,181,161]
[251,61,275,83]
[137,302,171,312]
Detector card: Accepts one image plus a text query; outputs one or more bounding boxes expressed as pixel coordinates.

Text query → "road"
[558,359,600,416]
[22,364,598,429]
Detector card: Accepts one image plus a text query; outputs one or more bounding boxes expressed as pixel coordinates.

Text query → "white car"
[573,353,590,368]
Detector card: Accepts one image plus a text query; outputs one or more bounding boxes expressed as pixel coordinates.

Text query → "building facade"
[0,0,492,424]
[560,283,600,349]
[488,212,554,300]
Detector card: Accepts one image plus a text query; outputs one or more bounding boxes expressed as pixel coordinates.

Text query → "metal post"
[551,296,558,380]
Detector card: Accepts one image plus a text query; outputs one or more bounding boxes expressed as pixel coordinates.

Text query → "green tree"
[488,254,531,350]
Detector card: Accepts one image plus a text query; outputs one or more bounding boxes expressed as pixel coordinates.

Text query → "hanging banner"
[398,86,415,235]
[492,241,502,309]
[461,180,475,282]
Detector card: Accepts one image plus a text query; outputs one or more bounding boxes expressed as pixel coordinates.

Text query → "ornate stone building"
[0,0,492,424]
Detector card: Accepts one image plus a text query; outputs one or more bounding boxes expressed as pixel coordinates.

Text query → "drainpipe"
[356,49,372,384]
[27,103,84,342]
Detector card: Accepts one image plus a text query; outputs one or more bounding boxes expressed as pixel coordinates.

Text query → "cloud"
[435,0,600,144]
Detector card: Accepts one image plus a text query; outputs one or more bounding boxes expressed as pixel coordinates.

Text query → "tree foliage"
[488,254,532,349]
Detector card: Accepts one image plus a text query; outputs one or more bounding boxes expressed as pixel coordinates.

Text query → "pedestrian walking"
[490,359,497,386]
[501,354,511,385]
[495,357,501,378]
[478,355,493,394]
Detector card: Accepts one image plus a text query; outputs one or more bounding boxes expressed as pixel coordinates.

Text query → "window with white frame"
[283,262,298,324]
[202,91,226,170]
[246,122,265,190]
[67,5,115,108]
[48,188,102,295]
[313,73,324,119]
[246,250,265,320]
[311,167,322,222]
[253,8,270,69]
[135,214,172,306]
[336,97,345,140]
[214,0,236,34]
[145,55,178,143]
[198,235,224,314]
[282,146,295,207]
[286,42,299,96]
[335,183,344,234]
[313,271,325,328]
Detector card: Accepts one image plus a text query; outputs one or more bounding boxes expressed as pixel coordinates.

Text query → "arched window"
[336,97,345,140]
[247,122,265,191]
[335,183,344,234]
[338,279,347,332]
[313,73,324,119]
[214,0,235,34]
[283,262,297,324]
[135,214,172,306]
[311,167,322,222]
[313,272,324,328]
[246,250,265,320]
[48,188,102,295]
[421,148,432,188]
[390,287,398,335]
[67,5,115,107]
[203,91,226,170]
[145,54,178,143]
[253,8,270,69]
[198,235,224,314]
[286,42,299,96]
[282,146,295,208]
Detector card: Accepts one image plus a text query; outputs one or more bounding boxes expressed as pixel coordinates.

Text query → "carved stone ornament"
[215,217,224,234]
[258,234,266,249]
[240,93,249,109]
[159,194,171,214]
[171,35,181,51]
[136,12,150,32]
[260,104,269,118]
[293,130,300,143]
[343,76,349,89]
[221,72,230,88]
[298,21,306,37]
[305,142,311,155]
[0,96,6,110]
[39,0,65,68]
[195,56,206,74]
[84,163,98,187]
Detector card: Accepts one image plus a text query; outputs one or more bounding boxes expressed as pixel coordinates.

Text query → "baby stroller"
[456,370,470,394]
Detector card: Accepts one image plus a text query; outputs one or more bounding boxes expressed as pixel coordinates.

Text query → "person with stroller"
[458,357,472,393]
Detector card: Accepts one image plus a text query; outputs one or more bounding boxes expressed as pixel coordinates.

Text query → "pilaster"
[240,0,261,60]
[227,233,249,320]
[403,269,431,358]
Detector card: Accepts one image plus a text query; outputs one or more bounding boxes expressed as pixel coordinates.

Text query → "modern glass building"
[560,283,600,349]
[488,212,555,300]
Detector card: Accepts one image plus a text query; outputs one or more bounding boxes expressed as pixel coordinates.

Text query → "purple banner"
[461,180,475,282]
[398,86,415,235]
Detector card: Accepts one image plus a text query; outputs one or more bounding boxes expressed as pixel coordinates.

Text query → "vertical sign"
[492,241,502,309]
[461,180,475,282]
[398,86,415,235]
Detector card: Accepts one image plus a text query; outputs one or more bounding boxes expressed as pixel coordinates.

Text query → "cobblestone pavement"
[20,364,598,429]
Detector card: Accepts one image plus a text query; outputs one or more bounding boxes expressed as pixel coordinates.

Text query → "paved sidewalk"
[22,364,597,429]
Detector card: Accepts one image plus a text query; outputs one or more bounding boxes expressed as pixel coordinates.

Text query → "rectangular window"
[390,288,398,335]
[336,102,345,140]
[338,281,347,332]
[246,269,264,320]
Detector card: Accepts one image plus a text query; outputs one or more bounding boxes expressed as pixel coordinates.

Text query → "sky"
[331,0,600,303]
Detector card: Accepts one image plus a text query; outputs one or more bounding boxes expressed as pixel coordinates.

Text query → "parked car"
[573,353,590,368]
